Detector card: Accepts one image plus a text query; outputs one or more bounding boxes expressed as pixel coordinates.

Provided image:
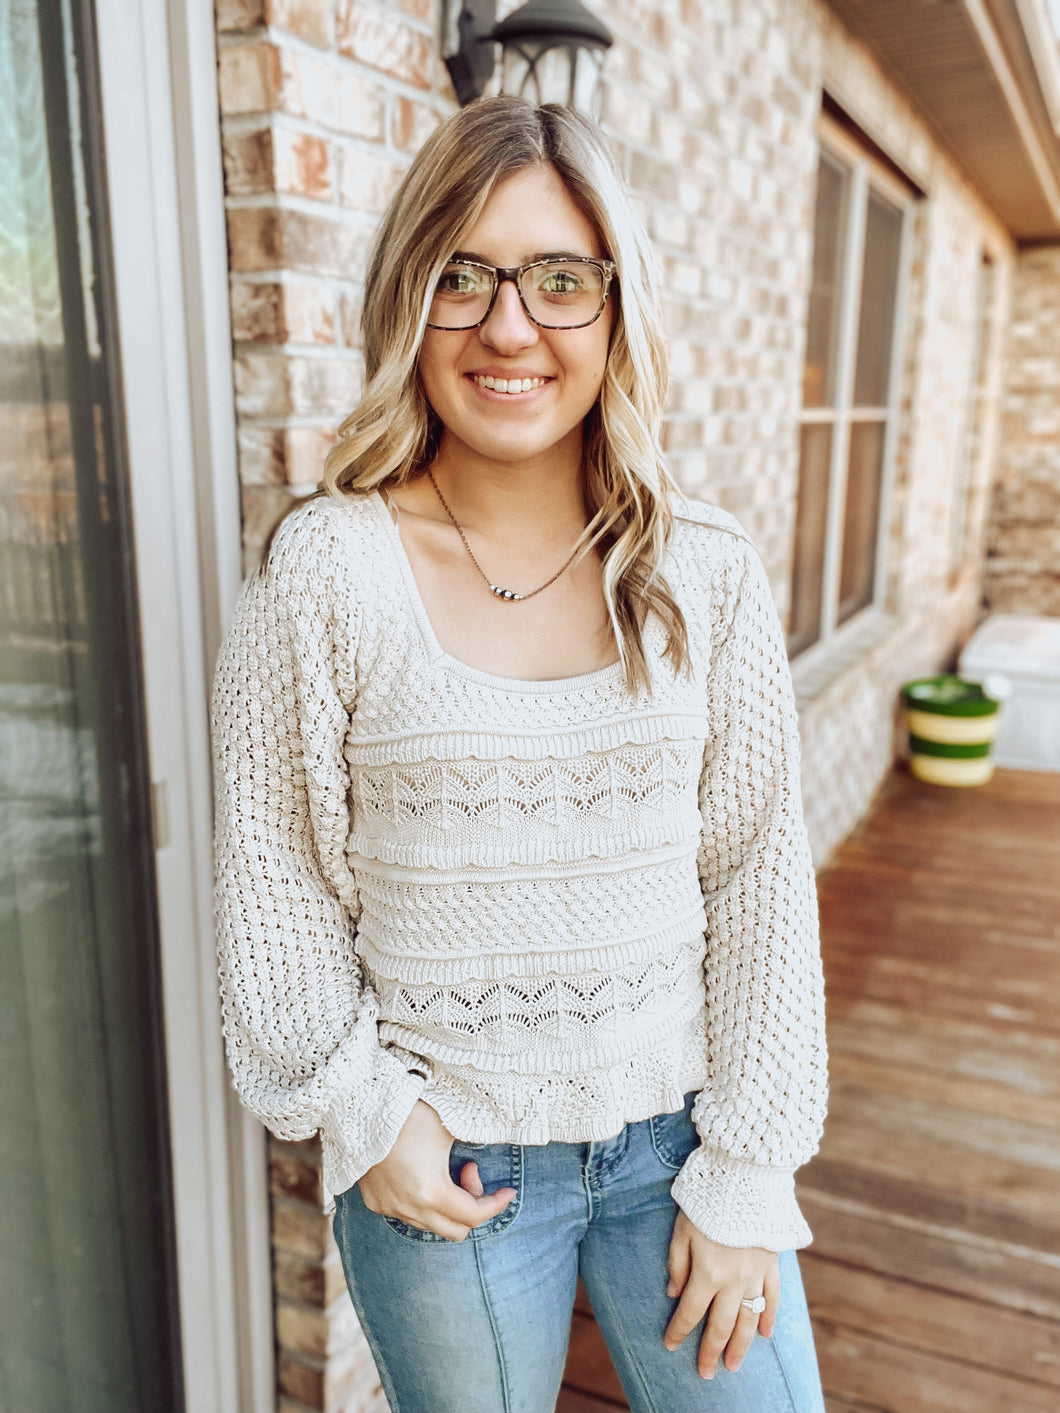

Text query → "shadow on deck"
[559,766,1060,1411]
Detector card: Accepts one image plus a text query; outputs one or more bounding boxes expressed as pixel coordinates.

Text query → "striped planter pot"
[901,675,1002,787]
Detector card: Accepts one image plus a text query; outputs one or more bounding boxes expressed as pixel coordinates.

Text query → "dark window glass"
[802,152,850,410]
[788,423,833,657]
[838,420,886,624]
[853,189,902,407]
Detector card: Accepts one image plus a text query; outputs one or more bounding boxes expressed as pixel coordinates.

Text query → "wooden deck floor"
[558,766,1060,1411]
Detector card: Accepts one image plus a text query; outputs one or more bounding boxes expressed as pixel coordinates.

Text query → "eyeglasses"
[426,256,617,331]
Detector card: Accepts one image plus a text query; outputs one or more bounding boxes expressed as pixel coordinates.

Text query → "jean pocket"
[648,1092,699,1171]
[450,1141,523,1241]
[382,1142,523,1244]
[381,1215,452,1243]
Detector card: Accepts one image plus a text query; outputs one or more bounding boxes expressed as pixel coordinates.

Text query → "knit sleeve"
[670,535,828,1251]
[210,512,427,1203]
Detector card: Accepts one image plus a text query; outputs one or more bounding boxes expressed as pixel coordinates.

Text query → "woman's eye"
[539,269,583,294]
[437,267,481,296]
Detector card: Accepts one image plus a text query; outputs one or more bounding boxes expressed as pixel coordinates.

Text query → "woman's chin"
[439,422,584,471]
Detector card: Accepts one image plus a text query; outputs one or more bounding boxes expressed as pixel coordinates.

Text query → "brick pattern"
[593,0,823,595]
[268,1137,389,1413]
[983,243,1060,616]
[212,1,1032,1407]
[217,0,455,570]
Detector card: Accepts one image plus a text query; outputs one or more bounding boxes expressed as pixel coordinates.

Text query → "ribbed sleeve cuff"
[319,1053,427,1213]
[670,1144,813,1252]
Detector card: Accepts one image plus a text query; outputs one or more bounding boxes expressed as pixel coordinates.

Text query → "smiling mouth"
[470,374,549,394]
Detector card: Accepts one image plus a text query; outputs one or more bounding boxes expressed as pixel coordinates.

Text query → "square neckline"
[370,490,627,696]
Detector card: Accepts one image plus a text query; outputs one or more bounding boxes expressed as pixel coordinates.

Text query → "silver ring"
[740,1295,766,1314]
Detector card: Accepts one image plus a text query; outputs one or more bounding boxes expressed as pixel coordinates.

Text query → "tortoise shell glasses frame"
[426,255,618,331]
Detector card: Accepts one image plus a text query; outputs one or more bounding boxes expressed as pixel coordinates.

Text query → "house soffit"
[825,0,1060,238]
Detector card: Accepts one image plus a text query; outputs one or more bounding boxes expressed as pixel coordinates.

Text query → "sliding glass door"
[0,0,182,1407]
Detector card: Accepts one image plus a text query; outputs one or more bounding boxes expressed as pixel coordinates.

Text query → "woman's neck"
[427,432,589,538]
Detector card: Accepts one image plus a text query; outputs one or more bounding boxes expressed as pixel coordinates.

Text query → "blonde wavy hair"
[322,94,689,692]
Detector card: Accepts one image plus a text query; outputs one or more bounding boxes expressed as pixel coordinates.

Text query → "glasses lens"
[521,260,606,327]
[428,262,494,329]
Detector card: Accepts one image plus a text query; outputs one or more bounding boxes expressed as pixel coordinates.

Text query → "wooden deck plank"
[826,1081,1060,1172]
[797,1189,1060,1319]
[799,1253,1060,1385]
[826,1002,1060,1085]
[825,1050,1060,1128]
[799,1158,1060,1258]
[818,952,1058,1031]
[815,1096,1060,1224]
[556,1390,627,1412]
[814,1322,1060,1411]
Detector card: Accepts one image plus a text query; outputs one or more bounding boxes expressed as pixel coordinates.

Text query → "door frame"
[92,1,273,1408]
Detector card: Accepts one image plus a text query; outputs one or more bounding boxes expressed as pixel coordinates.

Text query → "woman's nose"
[478,279,539,351]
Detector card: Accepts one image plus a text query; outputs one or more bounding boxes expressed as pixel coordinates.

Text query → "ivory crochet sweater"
[211,490,828,1251]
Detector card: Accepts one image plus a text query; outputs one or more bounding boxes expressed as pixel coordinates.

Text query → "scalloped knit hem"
[412,1018,711,1147]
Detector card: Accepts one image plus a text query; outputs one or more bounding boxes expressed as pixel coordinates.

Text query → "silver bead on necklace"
[427,470,582,604]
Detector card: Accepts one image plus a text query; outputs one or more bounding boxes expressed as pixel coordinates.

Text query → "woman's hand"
[664,1210,780,1378]
[357,1099,516,1242]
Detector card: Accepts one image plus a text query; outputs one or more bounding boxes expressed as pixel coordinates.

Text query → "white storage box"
[958,614,1060,772]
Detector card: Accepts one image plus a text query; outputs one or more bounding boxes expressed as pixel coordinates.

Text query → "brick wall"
[213,2,1019,1407]
[983,242,1060,616]
[596,0,822,586]
[217,0,455,574]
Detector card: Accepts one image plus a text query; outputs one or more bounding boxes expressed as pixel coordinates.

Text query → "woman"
[212,96,828,1412]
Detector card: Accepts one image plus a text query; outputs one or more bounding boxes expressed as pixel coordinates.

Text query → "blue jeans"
[333,1094,825,1413]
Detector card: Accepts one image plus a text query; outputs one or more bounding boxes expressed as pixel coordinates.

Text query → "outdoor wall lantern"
[442,0,614,114]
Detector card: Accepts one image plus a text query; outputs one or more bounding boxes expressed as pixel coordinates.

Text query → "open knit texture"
[211,490,828,1251]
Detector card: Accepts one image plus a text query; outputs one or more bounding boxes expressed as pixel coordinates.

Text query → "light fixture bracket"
[443,0,498,107]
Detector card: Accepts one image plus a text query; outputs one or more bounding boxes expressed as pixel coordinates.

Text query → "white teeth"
[472,375,545,394]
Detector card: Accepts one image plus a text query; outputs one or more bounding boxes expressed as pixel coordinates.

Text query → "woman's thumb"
[459,1160,485,1197]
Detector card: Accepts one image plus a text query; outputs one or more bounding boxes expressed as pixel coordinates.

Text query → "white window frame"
[790,115,914,675]
[94,1,273,1409]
